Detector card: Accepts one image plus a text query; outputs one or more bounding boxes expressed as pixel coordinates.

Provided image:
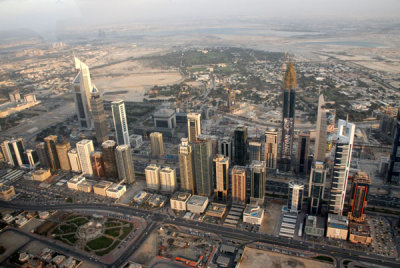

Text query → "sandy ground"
[260,202,283,235]
[20,218,45,233]
[0,231,30,262]
[238,247,333,268]
[117,180,147,205]
[130,230,158,265]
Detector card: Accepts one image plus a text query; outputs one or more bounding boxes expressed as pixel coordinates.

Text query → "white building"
[145,164,160,190]
[160,166,177,192]
[106,184,126,198]
[76,139,94,176]
[329,119,355,215]
[288,180,304,213]
[187,195,209,214]
[170,192,191,211]
[68,149,81,173]
[111,100,130,146]
[243,204,264,225]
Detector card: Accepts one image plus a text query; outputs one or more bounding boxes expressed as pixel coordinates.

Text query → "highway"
[0,201,398,268]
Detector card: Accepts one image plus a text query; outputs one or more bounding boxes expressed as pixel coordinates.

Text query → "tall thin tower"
[111,100,130,146]
[314,92,327,162]
[280,61,296,172]
[90,87,109,144]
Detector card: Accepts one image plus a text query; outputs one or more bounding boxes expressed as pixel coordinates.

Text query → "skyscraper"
[193,139,213,196]
[314,93,327,162]
[263,129,278,170]
[280,61,296,172]
[234,126,248,166]
[187,113,201,142]
[102,140,118,179]
[76,139,94,176]
[44,135,60,172]
[2,139,28,167]
[160,167,177,192]
[232,165,246,203]
[115,145,135,184]
[150,132,164,157]
[348,172,370,223]
[387,111,400,184]
[288,180,304,213]
[72,57,93,129]
[178,138,195,193]
[308,161,327,215]
[213,155,229,200]
[36,142,50,169]
[329,119,355,215]
[249,141,261,162]
[218,136,232,162]
[68,149,81,173]
[250,161,266,203]
[56,141,71,171]
[91,151,105,177]
[296,133,310,174]
[1,142,11,164]
[145,164,160,190]
[90,88,108,144]
[111,100,129,146]
[26,149,40,169]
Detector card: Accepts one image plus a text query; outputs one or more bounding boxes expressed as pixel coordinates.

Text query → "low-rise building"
[93,180,113,196]
[304,215,325,237]
[326,214,349,240]
[106,184,126,198]
[133,190,150,205]
[205,202,227,219]
[170,192,191,211]
[349,222,372,245]
[77,180,93,193]
[32,169,51,181]
[67,174,85,190]
[187,195,209,214]
[130,134,143,148]
[0,184,16,200]
[148,194,167,207]
[243,204,264,225]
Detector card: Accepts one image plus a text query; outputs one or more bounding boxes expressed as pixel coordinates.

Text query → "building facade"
[263,130,278,170]
[296,133,310,174]
[150,132,164,157]
[249,141,262,162]
[348,172,371,223]
[193,139,213,196]
[55,141,71,171]
[76,139,94,176]
[101,140,118,179]
[213,155,229,200]
[187,113,201,142]
[68,149,81,173]
[90,89,108,143]
[91,151,105,177]
[308,161,327,215]
[250,161,266,203]
[44,135,60,172]
[232,165,246,203]
[288,180,304,213]
[234,126,248,166]
[111,100,130,146]
[160,166,177,192]
[145,164,160,190]
[115,145,135,184]
[387,111,400,183]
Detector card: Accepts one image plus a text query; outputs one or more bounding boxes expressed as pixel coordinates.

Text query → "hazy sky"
[0,0,399,32]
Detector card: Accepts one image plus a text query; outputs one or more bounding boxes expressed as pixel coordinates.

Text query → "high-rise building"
[36,142,50,169]
[308,161,327,215]
[348,172,371,223]
[145,164,160,190]
[213,155,229,200]
[263,130,278,170]
[101,140,118,179]
[314,94,327,161]
[288,180,304,213]
[150,132,164,157]
[26,149,40,169]
[56,141,71,171]
[250,161,266,203]
[2,139,28,167]
[198,134,219,157]
[387,111,400,184]
[178,138,195,193]
[296,133,310,174]
[111,100,129,146]
[115,145,135,184]
[234,126,248,166]
[160,167,177,192]
[232,165,246,203]
[329,119,355,215]
[249,141,261,162]
[280,62,296,172]
[76,139,94,176]
[91,151,105,177]
[1,142,11,164]
[218,137,232,162]
[187,113,201,142]
[72,57,93,129]
[90,88,108,143]
[68,149,81,173]
[44,135,60,172]
[193,139,213,196]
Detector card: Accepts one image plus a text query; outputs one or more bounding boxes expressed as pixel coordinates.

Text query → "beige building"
[232,165,246,203]
[326,214,349,240]
[145,164,160,190]
[170,192,191,211]
[150,132,164,157]
[264,129,278,169]
[67,174,86,190]
[56,141,71,171]
[213,155,229,200]
[0,184,16,201]
[76,139,94,176]
[349,222,372,245]
[178,138,195,193]
[106,184,126,198]
[32,169,51,181]
[77,180,93,193]
[205,202,227,219]
[160,166,177,192]
[68,149,81,173]
[93,181,113,196]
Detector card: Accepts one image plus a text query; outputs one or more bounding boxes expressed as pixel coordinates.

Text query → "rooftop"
[187,195,208,206]
[94,180,113,189]
[153,108,175,118]
[243,204,264,218]
[171,191,191,201]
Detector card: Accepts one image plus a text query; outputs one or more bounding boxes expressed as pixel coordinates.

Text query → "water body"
[301,41,386,48]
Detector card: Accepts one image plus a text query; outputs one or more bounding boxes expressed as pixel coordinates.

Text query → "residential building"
[218,136,232,162]
[115,145,135,184]
[150,132,164,157]
[26,149,40,169]
[56,141,71,171]
[249,141,261,162]
[232,165,246,203]
[296,133,310,174]
[288,180,304,213]
[76,139,94,176]
[90,88,108,143]
[160,166,177,192]
[68,149,81,173]
[387,111,400,183]
[263,129,278,170]
[213,155,229,200]
[304,215,325,237]
[145,164,160,190]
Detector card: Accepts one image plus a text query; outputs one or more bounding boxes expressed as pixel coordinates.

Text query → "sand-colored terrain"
[260,202,283,235]
[238,247,333,268]
[0,231,30,262]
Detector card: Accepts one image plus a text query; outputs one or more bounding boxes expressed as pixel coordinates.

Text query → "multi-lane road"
[0,201,399,268]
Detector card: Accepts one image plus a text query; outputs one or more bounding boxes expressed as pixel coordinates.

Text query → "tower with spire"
[280,60,297,172]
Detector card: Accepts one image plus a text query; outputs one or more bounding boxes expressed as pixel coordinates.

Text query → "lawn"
[86,236,113,250]
[105,227,121,237]
[69,217,89,226]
